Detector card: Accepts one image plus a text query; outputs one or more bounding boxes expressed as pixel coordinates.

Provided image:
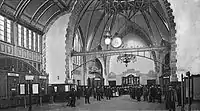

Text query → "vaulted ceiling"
[75,0,174,51]
[0,0,75,35]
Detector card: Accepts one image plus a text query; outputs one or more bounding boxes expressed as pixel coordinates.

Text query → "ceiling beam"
[72,46,168,56]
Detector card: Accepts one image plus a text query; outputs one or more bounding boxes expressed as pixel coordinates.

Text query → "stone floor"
[1,95,200,111]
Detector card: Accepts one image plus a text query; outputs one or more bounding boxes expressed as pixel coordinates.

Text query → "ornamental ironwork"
[117,54,137,67]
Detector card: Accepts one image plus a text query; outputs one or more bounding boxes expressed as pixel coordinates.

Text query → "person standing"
[84,87,91,104]
[157,86,162,103]
[69,88,76,107]
[165,86,177,111]
[143,85,148,101]
[108,86,112,100]
[101,86,104,99]
[96,86,101,101]
[176,85,181,106]
[76,87,81,100]
[93,87,97,99]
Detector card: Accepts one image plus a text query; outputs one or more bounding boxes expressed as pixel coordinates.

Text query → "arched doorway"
[88,58,104,87]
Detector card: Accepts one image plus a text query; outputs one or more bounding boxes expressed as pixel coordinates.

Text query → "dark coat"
[84,88,91,97]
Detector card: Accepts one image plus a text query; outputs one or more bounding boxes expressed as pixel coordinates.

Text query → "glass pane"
[18,24,21,30]
[0,34,4,41]
[24,28,27,48]
[0,15,4,20]
[0,20,4,25]
[29,30,32,49]
[18,34,21,46]
[7,33,11,43]
[38,35,40,52]
[7,28,11,33]
[0,25,4,30]
[33,32,36,50]
[7,19,11,24]
[0,30,4,36]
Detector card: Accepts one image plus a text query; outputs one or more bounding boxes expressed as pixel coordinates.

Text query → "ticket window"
[7,76,19,97]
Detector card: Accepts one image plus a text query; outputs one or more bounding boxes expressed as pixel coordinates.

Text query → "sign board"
[8,73,19,77]
[32,84,39,94]
[39,76,47,79]
[19,84,25,95]
[25,75,34,80]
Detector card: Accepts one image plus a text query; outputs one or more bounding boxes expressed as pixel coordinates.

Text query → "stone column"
[65,28,73,83]
[170,33,178,82]
[83,55,87,85]
[103,56,108,85]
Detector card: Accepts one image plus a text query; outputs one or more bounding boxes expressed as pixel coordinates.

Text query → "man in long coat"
[69,88,76,107]
[165,86,177,111]
[84,87,91,104]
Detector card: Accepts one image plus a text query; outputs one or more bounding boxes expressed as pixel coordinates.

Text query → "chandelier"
[117,54,137,67]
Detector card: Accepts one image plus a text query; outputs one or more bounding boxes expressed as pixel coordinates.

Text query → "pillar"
[65,27,73,83]
[170,33,178,82]
[103,56,108,85]
[83,55,87,85]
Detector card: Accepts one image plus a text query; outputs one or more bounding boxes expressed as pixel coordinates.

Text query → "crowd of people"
[67,85,182,111]
[129,85,162,103]
[67,86,123,107]
[129,85,182,111]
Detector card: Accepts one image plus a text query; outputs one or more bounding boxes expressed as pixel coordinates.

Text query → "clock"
[111,37,122,48]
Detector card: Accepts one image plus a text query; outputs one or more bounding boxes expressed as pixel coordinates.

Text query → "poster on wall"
[65,85,70,92]
[193,76,200,100]
[19,84,25,95]
[32,84,39,94]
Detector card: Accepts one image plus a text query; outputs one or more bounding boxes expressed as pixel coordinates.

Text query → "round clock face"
[111,37,122,48]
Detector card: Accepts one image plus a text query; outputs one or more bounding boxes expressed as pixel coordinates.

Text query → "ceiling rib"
[118,12,152,45]
[44,10,60,27]
[99,15,112,45]
[141,10,156,45]
[34,3,55,26]
[0,0,5,8]
[15,0,31,18]
[146,10,163,40]
[30,0,50,23]
[87,12,105,50]
[150,3,170,33]
[86,0,99,41]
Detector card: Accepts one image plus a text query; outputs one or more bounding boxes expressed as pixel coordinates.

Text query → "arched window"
[73,33,82,67]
